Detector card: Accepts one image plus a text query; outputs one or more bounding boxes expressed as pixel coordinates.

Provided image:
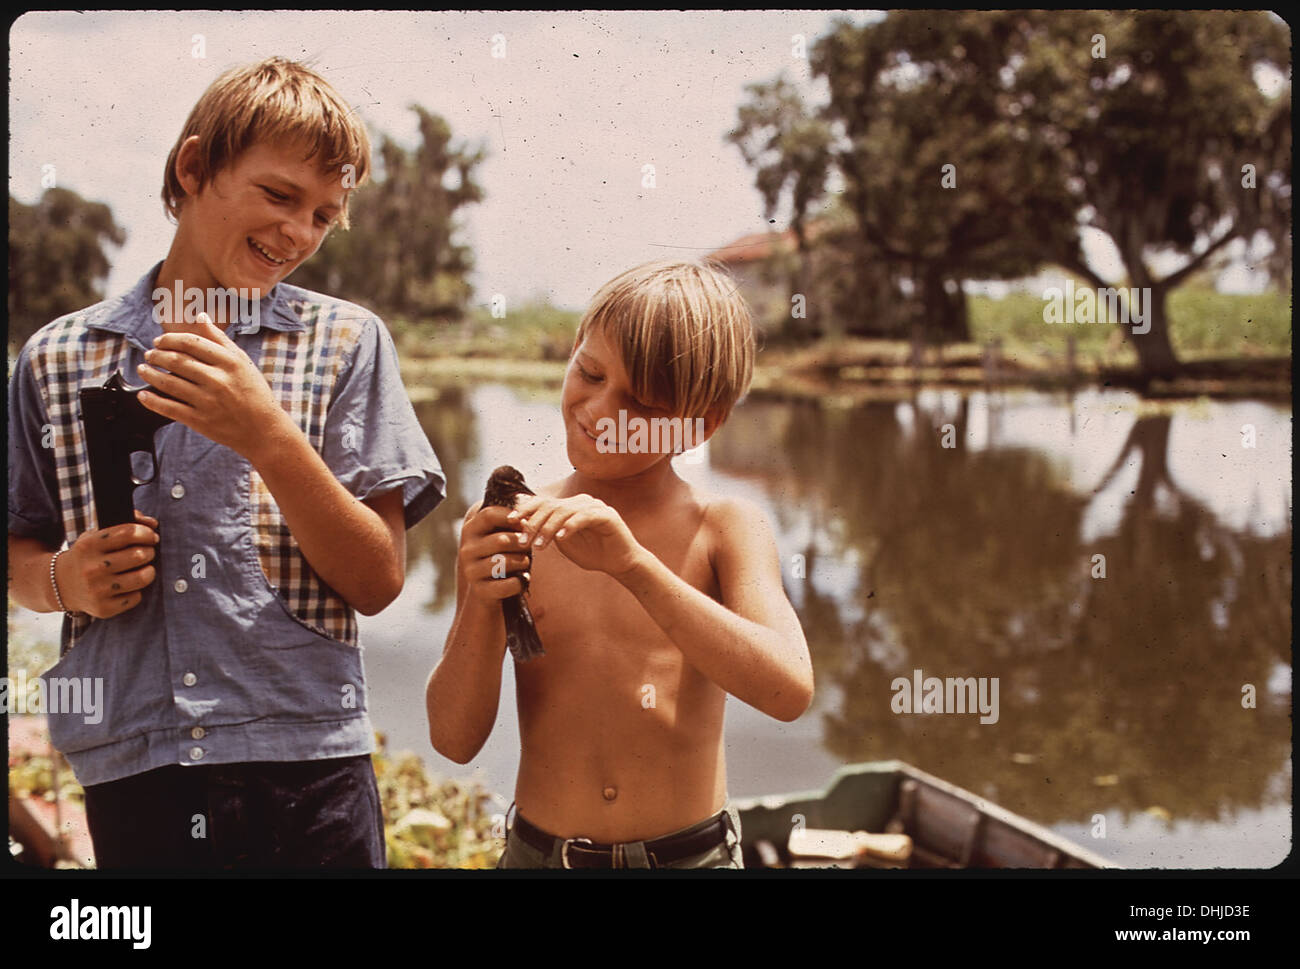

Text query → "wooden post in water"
[910,323,925,382]
[982,337,1002,387]
[1065,333,1077,385]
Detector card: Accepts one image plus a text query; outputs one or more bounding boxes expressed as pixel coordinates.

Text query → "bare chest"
[521,521,716,680]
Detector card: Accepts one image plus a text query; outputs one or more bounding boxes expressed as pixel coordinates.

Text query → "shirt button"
[171,482,185,499]
[189,746,204,761]
[182,672,197,687]
[174,578,188,594]
[191,726,206,740]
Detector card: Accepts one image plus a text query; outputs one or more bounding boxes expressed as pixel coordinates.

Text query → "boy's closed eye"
[574,359,672,415]
[259,185,336,228]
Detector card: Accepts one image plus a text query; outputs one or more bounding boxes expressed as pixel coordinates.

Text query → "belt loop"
[622,839,652,869]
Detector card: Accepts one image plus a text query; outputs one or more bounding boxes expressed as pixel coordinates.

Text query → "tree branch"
[1159,223,1240,290]
[1057,251,1108,291]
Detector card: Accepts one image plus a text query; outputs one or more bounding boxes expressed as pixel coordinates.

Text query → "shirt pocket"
[245,465,358,647]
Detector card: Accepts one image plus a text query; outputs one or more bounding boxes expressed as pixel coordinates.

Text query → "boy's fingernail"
[197,312,212,326]
[518,533,530,545]
[556,528,566,539]
[533,536,545,547]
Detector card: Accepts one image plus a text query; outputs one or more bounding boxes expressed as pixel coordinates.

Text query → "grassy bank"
[391,300,579,362]
[967,286,1291,362]
[393,290,1290,401]
[393,289,1290,363]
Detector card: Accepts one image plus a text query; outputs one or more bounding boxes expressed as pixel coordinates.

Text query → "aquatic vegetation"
[372,733,509,869]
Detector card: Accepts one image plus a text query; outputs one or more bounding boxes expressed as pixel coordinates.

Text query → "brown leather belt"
[512,811,729,868]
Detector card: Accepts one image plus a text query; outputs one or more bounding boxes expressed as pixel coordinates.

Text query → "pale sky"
[9,10,1274,314]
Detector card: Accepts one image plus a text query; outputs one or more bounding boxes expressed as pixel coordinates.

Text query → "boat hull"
[732,761,1117,869]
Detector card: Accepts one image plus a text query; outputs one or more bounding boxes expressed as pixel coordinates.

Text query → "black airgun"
[78,371,175,529]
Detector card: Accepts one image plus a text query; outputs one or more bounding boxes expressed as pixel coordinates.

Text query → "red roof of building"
[707,229,797,265]
[709,218,834,265]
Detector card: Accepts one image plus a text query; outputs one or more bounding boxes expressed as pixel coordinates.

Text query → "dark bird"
[482,466,545,662]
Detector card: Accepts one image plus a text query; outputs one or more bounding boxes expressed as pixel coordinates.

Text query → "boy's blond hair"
[574,259,756,423]
[162,57,370,228]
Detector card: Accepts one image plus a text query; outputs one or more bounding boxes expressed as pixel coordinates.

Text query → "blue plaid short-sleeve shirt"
[7,263,446,786]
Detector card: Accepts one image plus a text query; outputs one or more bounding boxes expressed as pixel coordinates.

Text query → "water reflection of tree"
[409,386,479,614]
[713,402,1291,828]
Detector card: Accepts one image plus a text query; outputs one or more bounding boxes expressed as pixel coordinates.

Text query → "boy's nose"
[276,214,313,252]
[575,406,611,434]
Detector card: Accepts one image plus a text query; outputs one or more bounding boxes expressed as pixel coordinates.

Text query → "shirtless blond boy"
[426,259,813,868]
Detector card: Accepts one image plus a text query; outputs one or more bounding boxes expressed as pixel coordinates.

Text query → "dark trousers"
[82,755,386,869]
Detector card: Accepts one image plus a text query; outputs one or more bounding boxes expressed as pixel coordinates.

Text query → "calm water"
[12,380,1292,868]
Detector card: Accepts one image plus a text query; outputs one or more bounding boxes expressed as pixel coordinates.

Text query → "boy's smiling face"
[170,136,346,294]
[562,326,685,479]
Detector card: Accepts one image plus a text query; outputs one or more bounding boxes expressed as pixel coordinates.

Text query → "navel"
[602,785,618,802]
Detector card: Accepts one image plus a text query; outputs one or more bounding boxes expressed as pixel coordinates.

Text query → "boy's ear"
[174,135,205,201]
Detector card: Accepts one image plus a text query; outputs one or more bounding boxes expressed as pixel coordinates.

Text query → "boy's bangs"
[590,297,708,419]
[232,87,367,185]
[601,311,685,415]
[577,259,754,422]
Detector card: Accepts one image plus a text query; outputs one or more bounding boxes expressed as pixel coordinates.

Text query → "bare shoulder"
[698,488,769,531]
[693,488,776,555]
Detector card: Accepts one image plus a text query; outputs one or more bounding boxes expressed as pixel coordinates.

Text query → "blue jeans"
[82,755,386,869]
[496,804,744,869]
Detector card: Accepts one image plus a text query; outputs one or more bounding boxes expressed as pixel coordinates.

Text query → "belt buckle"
[561,837,596,869]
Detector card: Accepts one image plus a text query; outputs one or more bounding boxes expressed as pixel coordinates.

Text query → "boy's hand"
[458,503,534,603]
[57,511,160,618]
[513,494,644,578]
[136,313,289,462]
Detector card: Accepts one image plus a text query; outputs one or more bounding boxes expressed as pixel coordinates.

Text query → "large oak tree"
[733,11,1290,378]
